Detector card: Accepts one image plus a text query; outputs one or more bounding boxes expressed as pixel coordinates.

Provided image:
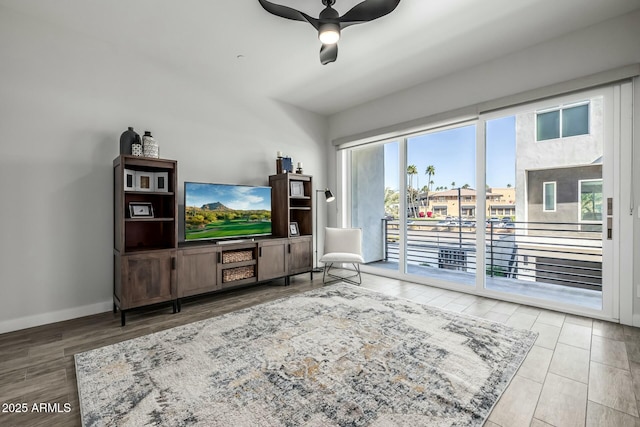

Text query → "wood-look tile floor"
[1,272,639,427]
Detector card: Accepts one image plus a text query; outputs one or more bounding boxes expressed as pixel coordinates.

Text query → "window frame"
[578,178,603,224]
[542,181,557,212]
[535,101,590,142]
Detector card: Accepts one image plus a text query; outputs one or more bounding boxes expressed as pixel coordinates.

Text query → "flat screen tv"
[184,182,272,241]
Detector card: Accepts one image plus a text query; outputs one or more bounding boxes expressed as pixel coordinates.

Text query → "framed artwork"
[289,222,299,236]
[123,169,136,191]
[290,181,304,197]
[154,172,169,193]
[135,171,155,192]
[129,202,154,218]
[282,157,293,173]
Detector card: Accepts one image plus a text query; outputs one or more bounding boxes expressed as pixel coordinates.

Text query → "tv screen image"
[184,182,272,241]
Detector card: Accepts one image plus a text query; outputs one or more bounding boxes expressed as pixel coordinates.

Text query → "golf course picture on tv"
[184,182,272,241]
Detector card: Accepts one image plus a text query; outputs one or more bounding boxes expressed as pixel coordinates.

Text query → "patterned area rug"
[75,284,537,426]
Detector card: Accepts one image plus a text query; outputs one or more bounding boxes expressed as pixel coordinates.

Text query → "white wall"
[0,7,327,333]
[328,10,640,321]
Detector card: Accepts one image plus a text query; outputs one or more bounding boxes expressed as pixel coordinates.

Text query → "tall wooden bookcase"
[113,155,178,326]
[269,173,314,276]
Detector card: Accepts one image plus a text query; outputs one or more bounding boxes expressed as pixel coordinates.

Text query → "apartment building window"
[536,102,589,141]
[579,179,603,222]
[543,182,556,212]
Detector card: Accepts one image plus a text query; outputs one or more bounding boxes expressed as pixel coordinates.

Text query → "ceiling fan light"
[318,23,340,44]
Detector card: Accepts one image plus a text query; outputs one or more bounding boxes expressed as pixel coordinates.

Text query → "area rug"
[75,284,537,426]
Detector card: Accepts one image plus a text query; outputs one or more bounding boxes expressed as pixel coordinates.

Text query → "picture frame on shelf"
[289,222,299,236]
[123,169,136,191]
[128,202,154,218]
[135,171,155,191]
[282,157,293,173]
[290,181,304,197]
[154,172,169,192]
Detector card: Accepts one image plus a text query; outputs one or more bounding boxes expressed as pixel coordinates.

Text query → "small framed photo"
[123,169,136,191]
[290,181,304,197]
[154,172,169,193]
[282,157,293,173]
[135,171,155,192]
[129,202,154,218]
[289,222,299,236]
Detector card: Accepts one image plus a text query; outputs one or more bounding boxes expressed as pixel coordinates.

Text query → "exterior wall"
[515,97,604,222]
[527,165,602,225]
[351,147,385,263]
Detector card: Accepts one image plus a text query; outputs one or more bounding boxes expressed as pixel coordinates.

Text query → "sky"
[185,182,271,211]
[384,116,516,191]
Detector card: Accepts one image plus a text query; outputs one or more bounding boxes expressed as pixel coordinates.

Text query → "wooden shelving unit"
[113,155,178,325]
[112,163,314,326]
[269,173,313,237]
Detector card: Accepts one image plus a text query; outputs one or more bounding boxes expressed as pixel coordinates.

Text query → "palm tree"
[384,187,399,218]
[407,165,418,217]
[507,183,512,188]
[425,165,436,191]
[451,181,456,188]
[462,183,470,189]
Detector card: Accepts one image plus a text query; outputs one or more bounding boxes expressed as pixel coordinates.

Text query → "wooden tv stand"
[176,236,312,311]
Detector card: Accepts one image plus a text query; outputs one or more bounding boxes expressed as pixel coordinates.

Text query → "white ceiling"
[2,0,639,116]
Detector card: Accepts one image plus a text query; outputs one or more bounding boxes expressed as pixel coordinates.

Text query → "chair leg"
[353,263,362,285]
[323,262,362,285]
[322,263,332,284]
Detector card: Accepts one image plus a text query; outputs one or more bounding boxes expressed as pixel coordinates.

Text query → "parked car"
[461,221,475,227]
[486,217,501,228]
[504,222,516,229]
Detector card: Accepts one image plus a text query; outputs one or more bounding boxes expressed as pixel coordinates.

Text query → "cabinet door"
[120,251,175,309]
[177,247,219,297]
[258,240,288,281]
[288,236,313,275]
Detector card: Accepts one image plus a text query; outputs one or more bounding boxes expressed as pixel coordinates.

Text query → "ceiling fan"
[258,0,401,65]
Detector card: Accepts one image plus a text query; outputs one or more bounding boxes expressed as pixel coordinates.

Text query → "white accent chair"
[319,227,365,285]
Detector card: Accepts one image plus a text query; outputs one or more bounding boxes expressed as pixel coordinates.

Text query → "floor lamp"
[314,188,335,272]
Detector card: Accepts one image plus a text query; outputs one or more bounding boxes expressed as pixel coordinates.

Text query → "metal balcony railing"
[381,219,603,291]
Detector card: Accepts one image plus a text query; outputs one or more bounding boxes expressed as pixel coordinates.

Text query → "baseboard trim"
[0,301,113,334]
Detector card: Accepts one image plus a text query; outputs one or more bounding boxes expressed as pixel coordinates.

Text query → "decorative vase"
[131,143,143,156]
[119,127,141,155]
[142,131,159,158]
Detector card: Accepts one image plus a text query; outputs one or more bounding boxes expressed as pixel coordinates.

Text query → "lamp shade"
[324,189,335,202]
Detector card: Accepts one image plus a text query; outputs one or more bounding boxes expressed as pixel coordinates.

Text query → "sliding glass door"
[481,90,612,314]
[343,84,630,320]
[404,124,476,286]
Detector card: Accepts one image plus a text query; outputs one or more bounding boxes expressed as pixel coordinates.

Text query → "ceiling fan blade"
[320,43,338,65]
[258,0,319,29]
[339,0,401,27]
